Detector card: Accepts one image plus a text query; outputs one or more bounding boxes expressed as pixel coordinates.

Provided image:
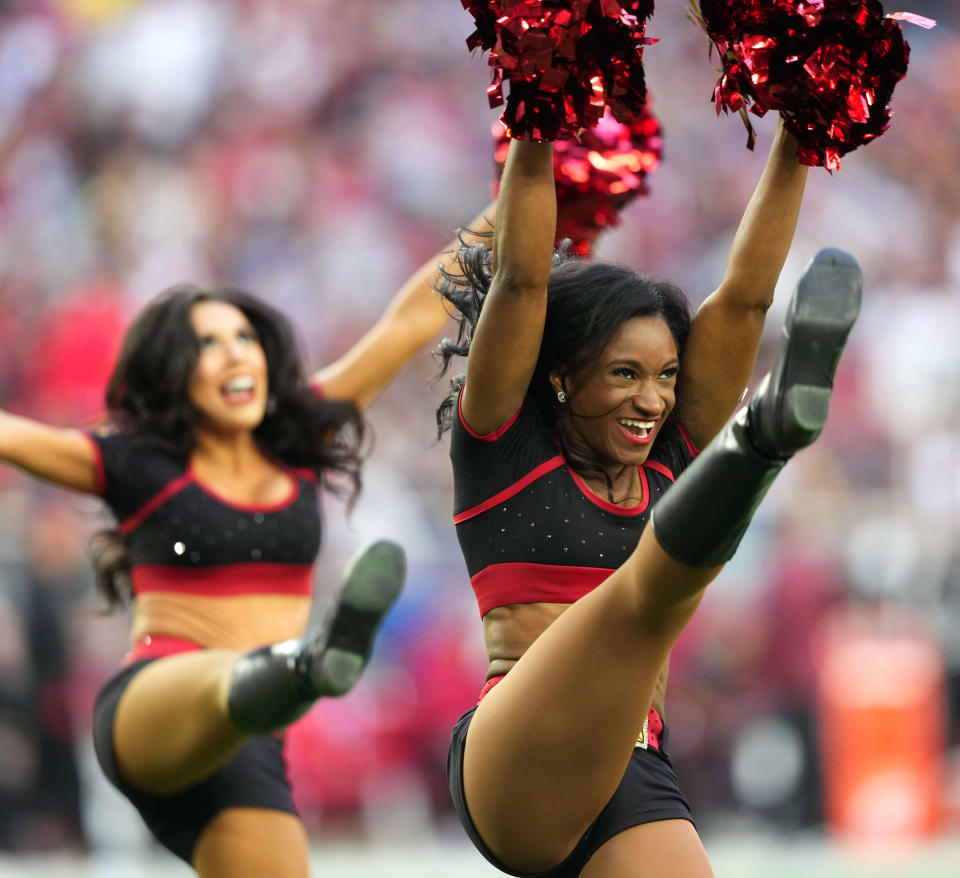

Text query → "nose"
[630,378,665,417]
[225,338,247,361]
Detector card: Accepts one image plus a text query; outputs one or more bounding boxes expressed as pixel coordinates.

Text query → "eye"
[612,366,637,380]
[197,334,216,350]
[658,366,680,380]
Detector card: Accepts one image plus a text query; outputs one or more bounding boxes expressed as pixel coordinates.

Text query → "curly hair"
[436,241,693,497]
[93,283,366,608]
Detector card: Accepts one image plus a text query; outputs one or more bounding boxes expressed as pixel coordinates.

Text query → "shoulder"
[450,390,560,512]
[88,428,188,511]
[88,428,184,470]
[451,388,552,455]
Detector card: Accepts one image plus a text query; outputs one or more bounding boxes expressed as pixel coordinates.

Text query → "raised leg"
[464,533,718,873]
[113,540,405,795]
[228,540,406,732]
[461,250,862,873]
[653,248,862,568]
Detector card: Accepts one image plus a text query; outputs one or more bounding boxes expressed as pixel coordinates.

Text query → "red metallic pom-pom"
[492,106,663,254]
[462,1,658,141]
[690,0,934,169]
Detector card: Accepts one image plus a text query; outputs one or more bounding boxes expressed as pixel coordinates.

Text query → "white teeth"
[223,375,255,393]
[618,417,655,439]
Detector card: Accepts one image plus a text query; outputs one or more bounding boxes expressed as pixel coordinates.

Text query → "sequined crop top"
[86,432,321,599]
[450,391,698,617]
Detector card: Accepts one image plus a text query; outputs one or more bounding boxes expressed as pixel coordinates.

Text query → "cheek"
[577,377,622,411]
[188,354,218,400]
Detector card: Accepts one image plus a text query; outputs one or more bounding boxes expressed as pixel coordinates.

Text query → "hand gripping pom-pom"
[492,105,663,253]
[689,0,935,169]
[463,1,658,141]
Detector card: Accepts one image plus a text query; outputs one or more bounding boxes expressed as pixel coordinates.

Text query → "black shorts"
[92,659,297,863]
[447,706,694,878]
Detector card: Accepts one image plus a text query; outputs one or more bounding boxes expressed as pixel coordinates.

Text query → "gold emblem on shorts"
[635,715,649,749]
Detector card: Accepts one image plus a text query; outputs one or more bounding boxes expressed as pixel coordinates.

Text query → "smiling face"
[187,300,269,435]
[552,315,679,467]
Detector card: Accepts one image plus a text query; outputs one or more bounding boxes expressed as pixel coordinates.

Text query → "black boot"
[227,540,406,734]
[651,249,862,568]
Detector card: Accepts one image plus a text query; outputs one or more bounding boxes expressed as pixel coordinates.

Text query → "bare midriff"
[480,466,676,714]
[483,601,670,718]
[131,592,312,652]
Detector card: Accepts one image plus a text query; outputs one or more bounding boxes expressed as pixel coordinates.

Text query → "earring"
[557,390,567,404]
[266,394,277,415]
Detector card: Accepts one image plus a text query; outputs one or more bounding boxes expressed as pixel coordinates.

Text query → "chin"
[204,409,267,434]
[623,448,653,466]
[611,439,655,465]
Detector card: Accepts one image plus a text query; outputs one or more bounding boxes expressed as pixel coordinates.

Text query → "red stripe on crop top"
[131,563,314,597]
[643,459,674,482]
[677,422,700,459]
[454,455,565,525]
[470,562,614,617]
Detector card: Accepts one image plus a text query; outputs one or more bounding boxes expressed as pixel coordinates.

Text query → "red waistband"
[478,674,505,701]
[477,674,664,752]
[131,563,314,598]
[123,635,203,665]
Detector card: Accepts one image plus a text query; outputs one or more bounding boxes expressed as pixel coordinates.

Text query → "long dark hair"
[436,242,692,493]
[93,283,366,608]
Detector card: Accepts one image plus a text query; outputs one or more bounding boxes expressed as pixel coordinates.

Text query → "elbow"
[492,267,548,300]
[713,280,776,316]
[754,292,775,315]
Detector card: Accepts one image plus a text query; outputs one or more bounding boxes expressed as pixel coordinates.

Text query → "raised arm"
[0,411,100,493]
[311,203,497,411]
[459,139,556,435]
[676,119,808,448]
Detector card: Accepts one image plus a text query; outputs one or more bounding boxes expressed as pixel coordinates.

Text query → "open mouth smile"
[616,417,657,446]
[220,374,257,405]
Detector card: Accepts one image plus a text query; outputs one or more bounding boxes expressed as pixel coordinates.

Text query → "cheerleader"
[437,128,861,876]
[0,205,493,876]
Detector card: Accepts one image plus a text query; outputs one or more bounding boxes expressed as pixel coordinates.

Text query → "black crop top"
[450,391,698,617]
[86,431,321,598]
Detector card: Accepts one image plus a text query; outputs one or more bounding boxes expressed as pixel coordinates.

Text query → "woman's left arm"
[676,119,808,448]
[311,202,496,411]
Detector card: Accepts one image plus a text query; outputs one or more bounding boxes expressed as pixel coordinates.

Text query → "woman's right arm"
[0,411,100,493]
[460,138,556,435]
[311,202,496,411]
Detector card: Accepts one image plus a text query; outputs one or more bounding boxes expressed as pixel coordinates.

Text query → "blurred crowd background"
[0,0,957,867]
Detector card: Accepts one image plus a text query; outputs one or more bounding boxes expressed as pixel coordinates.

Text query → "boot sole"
[311,540,406,696]
[769,249,862,449]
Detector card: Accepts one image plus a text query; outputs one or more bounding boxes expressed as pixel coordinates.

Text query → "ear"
[548,370,566,396]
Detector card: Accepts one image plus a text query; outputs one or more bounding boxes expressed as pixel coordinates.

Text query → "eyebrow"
[608,357,680,370]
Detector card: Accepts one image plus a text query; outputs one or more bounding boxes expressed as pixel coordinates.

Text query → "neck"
[585,464,642,504]
[192,426,262,471]
[565,450,642,505]
[557,422,644,504]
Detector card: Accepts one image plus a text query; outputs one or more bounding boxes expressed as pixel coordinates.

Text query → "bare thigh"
[193,808,310,878]
[580,819,714,878]
[113,650,245,795]
[463,529,720,872]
